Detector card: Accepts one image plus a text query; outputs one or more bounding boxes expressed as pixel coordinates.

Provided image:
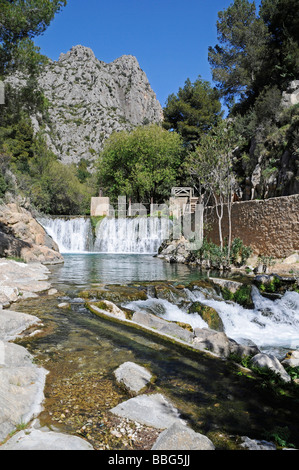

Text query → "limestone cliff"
[34,45,163,167]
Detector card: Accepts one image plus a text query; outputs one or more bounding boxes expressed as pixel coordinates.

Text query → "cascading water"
[125,285,299,353]
[38,217,94,253]
[39,216,171,254]
[93,216,171,254]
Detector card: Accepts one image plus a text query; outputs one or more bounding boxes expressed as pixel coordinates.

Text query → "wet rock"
[110,393,185,429]
[251,353,291,383]
[152,422,215,450]
[57,302,71,309]
[188,302,224,332]
[114,362,153,395]
[80,285,147,303]
[210,278,243,294]
[89,301,127,320]
[154,283,188,304]
[193,328,231,357]
[193,328,259,359]
[0,428,94,450]
[132,311,194,343]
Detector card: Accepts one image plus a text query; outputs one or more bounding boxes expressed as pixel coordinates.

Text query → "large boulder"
[0,203,63,265]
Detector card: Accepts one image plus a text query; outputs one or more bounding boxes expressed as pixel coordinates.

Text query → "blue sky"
[35,0,262,109]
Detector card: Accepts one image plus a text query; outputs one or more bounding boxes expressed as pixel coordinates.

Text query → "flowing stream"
[18,216,299,449]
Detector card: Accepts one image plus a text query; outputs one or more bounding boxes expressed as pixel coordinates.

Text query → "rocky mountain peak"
[36,46,163,168]
[58,44,96,63]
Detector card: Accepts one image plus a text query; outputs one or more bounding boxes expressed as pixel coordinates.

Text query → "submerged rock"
[114,362,153,395]
[80,285,147,303]
[152,422,215,450]
[110,393,185,430]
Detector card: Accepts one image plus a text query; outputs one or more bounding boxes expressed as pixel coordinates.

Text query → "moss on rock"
[188,301,224,331]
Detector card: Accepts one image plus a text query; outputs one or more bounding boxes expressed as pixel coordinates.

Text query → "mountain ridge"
[34,45,163,168]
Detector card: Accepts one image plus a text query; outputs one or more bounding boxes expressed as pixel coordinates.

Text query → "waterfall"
[39,217,94,253]
[39,216,171,254]
[93,216,171,254]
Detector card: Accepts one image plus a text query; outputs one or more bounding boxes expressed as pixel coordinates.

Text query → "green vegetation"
[0,0,298,226]
[0,0,97,215]
[162,76,223,149]
[97,124,184,204]
[222,284,253,309]
[195,237,252,270]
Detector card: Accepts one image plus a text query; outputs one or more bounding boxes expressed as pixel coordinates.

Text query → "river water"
[13,252,299,450]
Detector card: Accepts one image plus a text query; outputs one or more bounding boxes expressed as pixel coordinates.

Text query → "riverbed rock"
[89,300,127,320]
[251,353,291,383]
[0,427,94,450]
[114,362,153,395]
[0,308,42,341]
[0,203,64,265]
[132,311,194,343]
[110,393,186,430]
[193,328,259,359]
[152,421,215,450]
[210,278,243,294]
[188,302,224,331]
[80,285,147,303]
[0,342,48,442]
[0,259,53,307]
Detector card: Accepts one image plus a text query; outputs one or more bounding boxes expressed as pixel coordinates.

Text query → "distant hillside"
[34,45,163,168]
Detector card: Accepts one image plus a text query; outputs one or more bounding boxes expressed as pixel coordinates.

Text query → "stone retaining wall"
[204,194,299,258]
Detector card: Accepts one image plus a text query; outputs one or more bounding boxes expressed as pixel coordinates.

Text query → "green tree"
[260,0,299,86]
[97,124,184,204]
[186,120,242,259]
[0,0,66,76]
[163,76,223,149]
[208,0,270,109]
[208,0,299,112]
